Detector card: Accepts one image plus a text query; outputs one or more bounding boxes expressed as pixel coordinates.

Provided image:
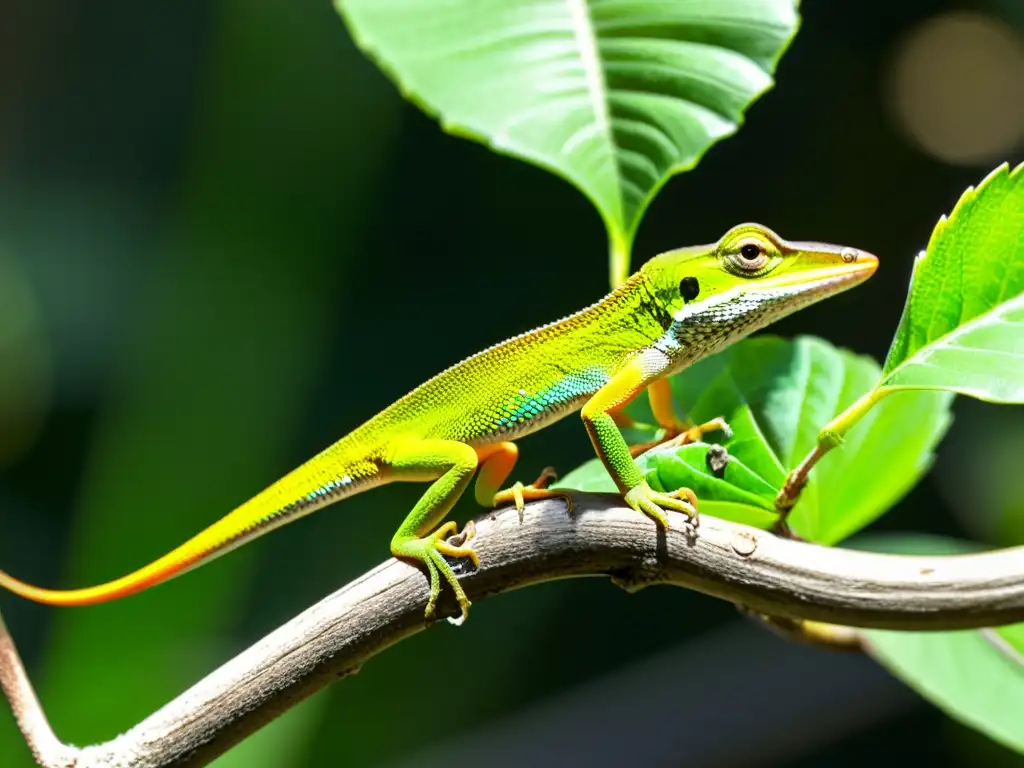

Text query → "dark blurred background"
[0,1,1022,765]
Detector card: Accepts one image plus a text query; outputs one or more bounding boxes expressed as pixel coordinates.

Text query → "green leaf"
[880,162,1024,402]
[557,335,953,544]
[994,624,1024,664]
[868,630,1024,754]
[856,534,1024,755]
[555,455,779,529]
[336,0,800,283]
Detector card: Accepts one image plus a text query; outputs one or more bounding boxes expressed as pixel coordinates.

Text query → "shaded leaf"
[555,455,778,529]
[855,534,1024,755]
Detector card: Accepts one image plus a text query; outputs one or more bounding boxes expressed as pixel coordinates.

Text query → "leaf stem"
[774,388,890,522]
[609,228,631,289]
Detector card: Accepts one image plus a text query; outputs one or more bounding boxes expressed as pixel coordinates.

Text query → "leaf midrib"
[568,0,619,220]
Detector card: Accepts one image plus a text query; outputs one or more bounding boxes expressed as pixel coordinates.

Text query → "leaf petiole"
[774,388,888,519]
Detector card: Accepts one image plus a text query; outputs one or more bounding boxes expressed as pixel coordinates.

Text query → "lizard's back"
[354,273,668,451]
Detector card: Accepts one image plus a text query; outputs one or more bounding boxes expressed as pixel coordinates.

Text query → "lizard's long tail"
[0,450,380,606]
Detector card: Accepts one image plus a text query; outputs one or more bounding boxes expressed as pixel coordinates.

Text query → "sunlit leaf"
[880,162,1024,402]
[336,0,801,283]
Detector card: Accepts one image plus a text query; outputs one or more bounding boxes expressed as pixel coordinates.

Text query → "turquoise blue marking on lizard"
[496,368,609,433]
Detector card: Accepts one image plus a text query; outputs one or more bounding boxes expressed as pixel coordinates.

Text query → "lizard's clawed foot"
[628,416,732,458]
[435,520,480,567]
[394,521,478,626]
[493,467,574,521]
[623,481,699,534]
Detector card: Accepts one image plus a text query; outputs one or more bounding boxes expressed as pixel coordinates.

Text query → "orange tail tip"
[0,569,100,606]
[0,557,192,606]
[0,460,370,607]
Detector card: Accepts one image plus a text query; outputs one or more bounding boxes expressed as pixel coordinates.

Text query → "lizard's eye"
[740,243,761,261]
[729,238,770,272]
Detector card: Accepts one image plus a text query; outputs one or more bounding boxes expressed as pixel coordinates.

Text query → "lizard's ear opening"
[679,276,700,302]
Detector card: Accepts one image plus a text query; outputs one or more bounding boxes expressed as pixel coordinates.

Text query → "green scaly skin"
[0,224,878,623]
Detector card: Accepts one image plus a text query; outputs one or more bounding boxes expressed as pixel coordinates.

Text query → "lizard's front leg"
[581,352,698,531]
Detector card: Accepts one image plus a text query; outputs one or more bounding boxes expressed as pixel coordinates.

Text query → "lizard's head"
[640,223,878,358]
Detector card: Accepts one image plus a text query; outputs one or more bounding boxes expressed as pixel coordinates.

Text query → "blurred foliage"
[0,254,50,469]
[0,1,1021,767]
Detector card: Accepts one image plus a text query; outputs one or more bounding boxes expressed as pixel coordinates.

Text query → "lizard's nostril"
[840,247,859,263]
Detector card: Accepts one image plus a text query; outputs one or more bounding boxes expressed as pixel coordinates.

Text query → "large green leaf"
[556,336,953,544]
[880,162,1024,402]
[856,534,1024,755]
[336,0,800,284]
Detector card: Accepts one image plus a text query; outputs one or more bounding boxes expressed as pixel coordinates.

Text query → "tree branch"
[4,493,1024,767]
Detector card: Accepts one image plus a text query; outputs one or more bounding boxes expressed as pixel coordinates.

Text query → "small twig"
[774,442,829,516]
[0,613,76,768]
[3,493,1024,767]
[775,390,885,524]
[770,442,835,532]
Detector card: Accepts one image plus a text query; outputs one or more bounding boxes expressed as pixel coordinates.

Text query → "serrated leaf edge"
[881,161,1024,378]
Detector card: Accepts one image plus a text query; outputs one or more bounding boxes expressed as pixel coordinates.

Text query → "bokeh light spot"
[885,12,1024,166]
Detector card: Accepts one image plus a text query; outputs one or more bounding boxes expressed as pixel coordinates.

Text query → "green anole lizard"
[0,224,876,624]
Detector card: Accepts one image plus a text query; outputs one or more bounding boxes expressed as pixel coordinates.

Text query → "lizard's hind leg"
[476,441,573,520]
[389,439,481,624]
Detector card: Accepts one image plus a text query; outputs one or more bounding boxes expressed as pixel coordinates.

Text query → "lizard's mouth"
[683,250,879,341]
[667,247,879,350]
[767,248,879,296]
